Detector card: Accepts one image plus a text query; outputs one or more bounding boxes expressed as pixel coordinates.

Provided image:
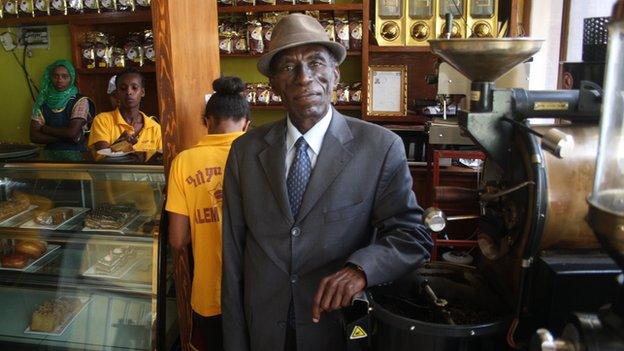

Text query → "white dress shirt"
[285,108,333,177]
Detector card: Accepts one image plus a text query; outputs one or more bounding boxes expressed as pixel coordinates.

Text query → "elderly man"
[222,13,432,351]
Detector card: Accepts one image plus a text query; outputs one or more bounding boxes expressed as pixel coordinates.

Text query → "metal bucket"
[370,262,510,351]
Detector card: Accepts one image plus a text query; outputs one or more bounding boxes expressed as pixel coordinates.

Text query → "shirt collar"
[113,108,157,130]
[286,107,332,155]
[195,132,245,147]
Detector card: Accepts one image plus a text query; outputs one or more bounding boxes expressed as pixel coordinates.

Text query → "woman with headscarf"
[29,59,95,151]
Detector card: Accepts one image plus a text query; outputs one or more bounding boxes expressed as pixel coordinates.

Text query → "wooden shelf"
[0,9,151,26]
[252,104,361,111]
[77,66,156,75]
[221,50,361,58]
[217,3,363,13]
[369,45,431,53]
[364,114,428,123]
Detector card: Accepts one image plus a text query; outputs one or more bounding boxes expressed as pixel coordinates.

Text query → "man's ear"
[333,66,341,89]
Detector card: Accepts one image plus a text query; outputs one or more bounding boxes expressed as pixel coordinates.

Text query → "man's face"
[51,66,71,92]
[270,44,340,122]
[116,73,145,110]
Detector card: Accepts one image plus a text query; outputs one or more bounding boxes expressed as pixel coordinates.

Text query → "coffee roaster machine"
[369,3,624,350]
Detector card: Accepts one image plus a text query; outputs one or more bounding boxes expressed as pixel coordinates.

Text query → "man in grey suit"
[222,13,432,351]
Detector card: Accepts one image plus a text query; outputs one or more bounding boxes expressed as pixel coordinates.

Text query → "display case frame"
[0,160,176,351]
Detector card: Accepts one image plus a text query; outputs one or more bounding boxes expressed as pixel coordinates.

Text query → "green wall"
[0,25,72,143]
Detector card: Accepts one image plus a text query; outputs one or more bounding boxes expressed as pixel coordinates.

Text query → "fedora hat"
[257,13,347,77]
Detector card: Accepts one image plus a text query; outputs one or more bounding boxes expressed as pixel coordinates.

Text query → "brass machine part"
[467,0,498,38]
[435,0,467,38]
[538,125,600,250]
[375,0,406,46]
[429,38,544,82]
[405,0,437,45]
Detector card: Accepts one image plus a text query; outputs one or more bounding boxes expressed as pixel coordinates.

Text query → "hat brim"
[257,40,347,77]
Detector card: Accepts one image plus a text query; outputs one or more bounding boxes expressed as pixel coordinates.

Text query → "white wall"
[566,0,617,62]
[528,0,564,90]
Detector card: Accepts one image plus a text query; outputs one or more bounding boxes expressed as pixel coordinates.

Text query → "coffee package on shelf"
[233,22,248,54]
[239,0,254,5]
[350,82,361,104]
[349,14,363,50]
[247,20,264,54]
[257,0,275,4]
[269,87,281,105]
[134,0,148,7]
[99,0,115,11]
[256,84,271,105]
[81,43,96,69]
[34,0,50,14]
[95,43,112,68]
[277,0,294,4]
[3,0,20,17]
[335,83,350,105]
[82,0,98,11]
[66,0,82,13]
[143,29,155,64]
[18,0,34,17]
[124,32,144,67]
[315,0,332,3]
[217,0,233,6]
[49,0,67,14]
[297,0,312,4]
[218,20,234,54]
[111,47,125,67]
[244,83,257,105]
[319,13,335,42]
[334,15,350,50]
[116,0,133,11]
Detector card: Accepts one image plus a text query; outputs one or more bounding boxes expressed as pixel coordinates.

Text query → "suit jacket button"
[291,227,301,237]
[290,274,298,284]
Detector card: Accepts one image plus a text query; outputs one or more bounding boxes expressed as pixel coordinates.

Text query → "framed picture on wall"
[367,65,407,116]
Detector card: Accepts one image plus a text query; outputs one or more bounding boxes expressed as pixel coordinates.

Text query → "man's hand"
[114,131,138,145]
[312,266,366,323]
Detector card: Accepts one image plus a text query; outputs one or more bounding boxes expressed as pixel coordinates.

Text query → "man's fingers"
[340,283,357,307]
[320,278,339,312]
[312,277,329,323]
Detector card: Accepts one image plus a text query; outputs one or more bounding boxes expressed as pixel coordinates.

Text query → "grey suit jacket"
[222,108,432,351]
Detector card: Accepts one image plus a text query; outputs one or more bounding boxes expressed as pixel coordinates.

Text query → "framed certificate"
[367,65,408,116]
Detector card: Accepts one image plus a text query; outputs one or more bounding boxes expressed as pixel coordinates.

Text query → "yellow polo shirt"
[165,132,245,317]
[88,108,162,151]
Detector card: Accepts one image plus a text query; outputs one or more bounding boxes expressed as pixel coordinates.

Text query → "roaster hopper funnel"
[429,38,544,83]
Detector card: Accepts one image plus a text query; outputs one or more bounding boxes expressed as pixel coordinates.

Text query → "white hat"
[107,75,117,95]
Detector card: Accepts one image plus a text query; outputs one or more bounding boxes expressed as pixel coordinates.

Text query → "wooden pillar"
[152,0,220,171]
[151,2,220,350]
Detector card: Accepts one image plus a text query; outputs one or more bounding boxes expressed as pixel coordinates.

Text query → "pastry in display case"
[0,160,176,351]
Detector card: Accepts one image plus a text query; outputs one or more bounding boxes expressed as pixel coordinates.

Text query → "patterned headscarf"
[32,60,79,119]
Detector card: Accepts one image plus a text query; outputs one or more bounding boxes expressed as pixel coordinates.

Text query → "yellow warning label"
[350,325,367,340]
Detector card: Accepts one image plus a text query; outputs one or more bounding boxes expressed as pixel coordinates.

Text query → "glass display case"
[0,161,177,350]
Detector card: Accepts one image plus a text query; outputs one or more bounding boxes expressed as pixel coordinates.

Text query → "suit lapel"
[296,109,354,221]
[258,120,294,224]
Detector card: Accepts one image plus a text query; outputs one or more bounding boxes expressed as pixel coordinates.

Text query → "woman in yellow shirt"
[88,68,162,152]
[166,77,250,351]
